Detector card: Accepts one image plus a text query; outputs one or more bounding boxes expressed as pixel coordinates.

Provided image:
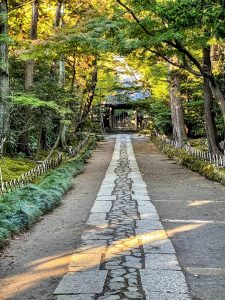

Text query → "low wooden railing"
[0,135,91,195]
[156,133,225,168]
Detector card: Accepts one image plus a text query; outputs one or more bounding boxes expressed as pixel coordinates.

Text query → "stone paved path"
[54,134,191,300]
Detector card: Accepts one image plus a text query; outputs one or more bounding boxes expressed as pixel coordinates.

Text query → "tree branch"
[8,0,34,13]
[116,0,206,77]
[147,48,186,70]
[173,40,204,74]
[116,0,154,36]
[182,55,202,76]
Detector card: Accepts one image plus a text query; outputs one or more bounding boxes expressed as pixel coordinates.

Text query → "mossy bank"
[0,137,97,249]
[152,136,225,186]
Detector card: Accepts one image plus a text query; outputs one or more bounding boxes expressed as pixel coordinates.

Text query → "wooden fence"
[0,135,90,195]
[156,133,225,168]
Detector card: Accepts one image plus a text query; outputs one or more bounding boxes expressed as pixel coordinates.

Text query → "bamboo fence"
[156,133,225,168]
[0,135,90,195]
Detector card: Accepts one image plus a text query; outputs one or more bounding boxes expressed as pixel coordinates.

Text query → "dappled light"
[0,223,203,299]
[188,200,213,207]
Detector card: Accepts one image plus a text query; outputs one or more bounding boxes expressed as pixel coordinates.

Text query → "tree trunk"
[203,78,221,153]
[202,47,220,154]
[25,60,34,90]
[40,127,48,150]
[54,1,67,149]
[168,68,186,146]
[209,79,225,122]
[54,1,63,27]
[71,60,76,94]
[25,0,38,90]
[74,59,98,133]
[20,0,39,155]
[60,119,67,148]
[45,121,64,160]
[36,108,43,157]
[17,120,31,156]
[59,60,66,86]
[200,46,225,131]
[54,1,66,86]
[0,0,9,153]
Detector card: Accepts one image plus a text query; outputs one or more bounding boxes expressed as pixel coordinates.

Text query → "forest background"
[0,0,225,175]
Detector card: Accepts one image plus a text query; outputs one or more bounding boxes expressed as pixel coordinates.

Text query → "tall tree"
[115,0,225,152]
[54,0,65,86]
[74,58,98,133]
[25,0,38,90]
[168,65,186,146]
[203,46,220,153]
[54,0,66,148]
[18,0,39,155]
[0,0,9,153]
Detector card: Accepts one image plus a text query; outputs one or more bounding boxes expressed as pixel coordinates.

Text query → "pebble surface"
[54,134,191,300]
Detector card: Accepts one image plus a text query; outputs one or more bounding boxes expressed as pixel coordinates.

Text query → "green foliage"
[3,1,225,155]
[150,101,172,134]
[0,138,96,249]
[11,94,62,112]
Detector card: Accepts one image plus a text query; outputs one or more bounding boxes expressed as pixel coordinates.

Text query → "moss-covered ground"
[0,137,97,249]
[0,132,93,182]
[189,138,208,151]
[0,157,36,181]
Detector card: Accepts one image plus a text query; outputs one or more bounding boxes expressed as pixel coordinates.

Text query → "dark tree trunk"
[54,1,63,27]
[209,79,225,123]
[17,124,31,156]
[74,59,98,133]
[40,127,48,150]
[71,60,76,94]
[203,47,221,154]
[0,0,9,153]
[168,67,187,146]
[45,121,64,160]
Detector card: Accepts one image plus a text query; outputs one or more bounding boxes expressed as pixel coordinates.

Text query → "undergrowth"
[0,137,96,249]
[153,136,225,185]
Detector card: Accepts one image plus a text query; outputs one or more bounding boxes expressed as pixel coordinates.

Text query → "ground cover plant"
[0,137,96,249]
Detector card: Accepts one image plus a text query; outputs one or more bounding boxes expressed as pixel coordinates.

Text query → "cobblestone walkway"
[54,134,191,300]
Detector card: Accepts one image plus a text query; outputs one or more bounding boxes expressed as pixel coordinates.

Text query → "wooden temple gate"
[102,104,138,131]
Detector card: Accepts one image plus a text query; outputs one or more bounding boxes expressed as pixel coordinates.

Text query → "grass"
[0,137,97,249]
[152,136,225,186]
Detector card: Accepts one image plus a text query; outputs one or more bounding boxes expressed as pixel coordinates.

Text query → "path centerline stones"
[54,134,191,300]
